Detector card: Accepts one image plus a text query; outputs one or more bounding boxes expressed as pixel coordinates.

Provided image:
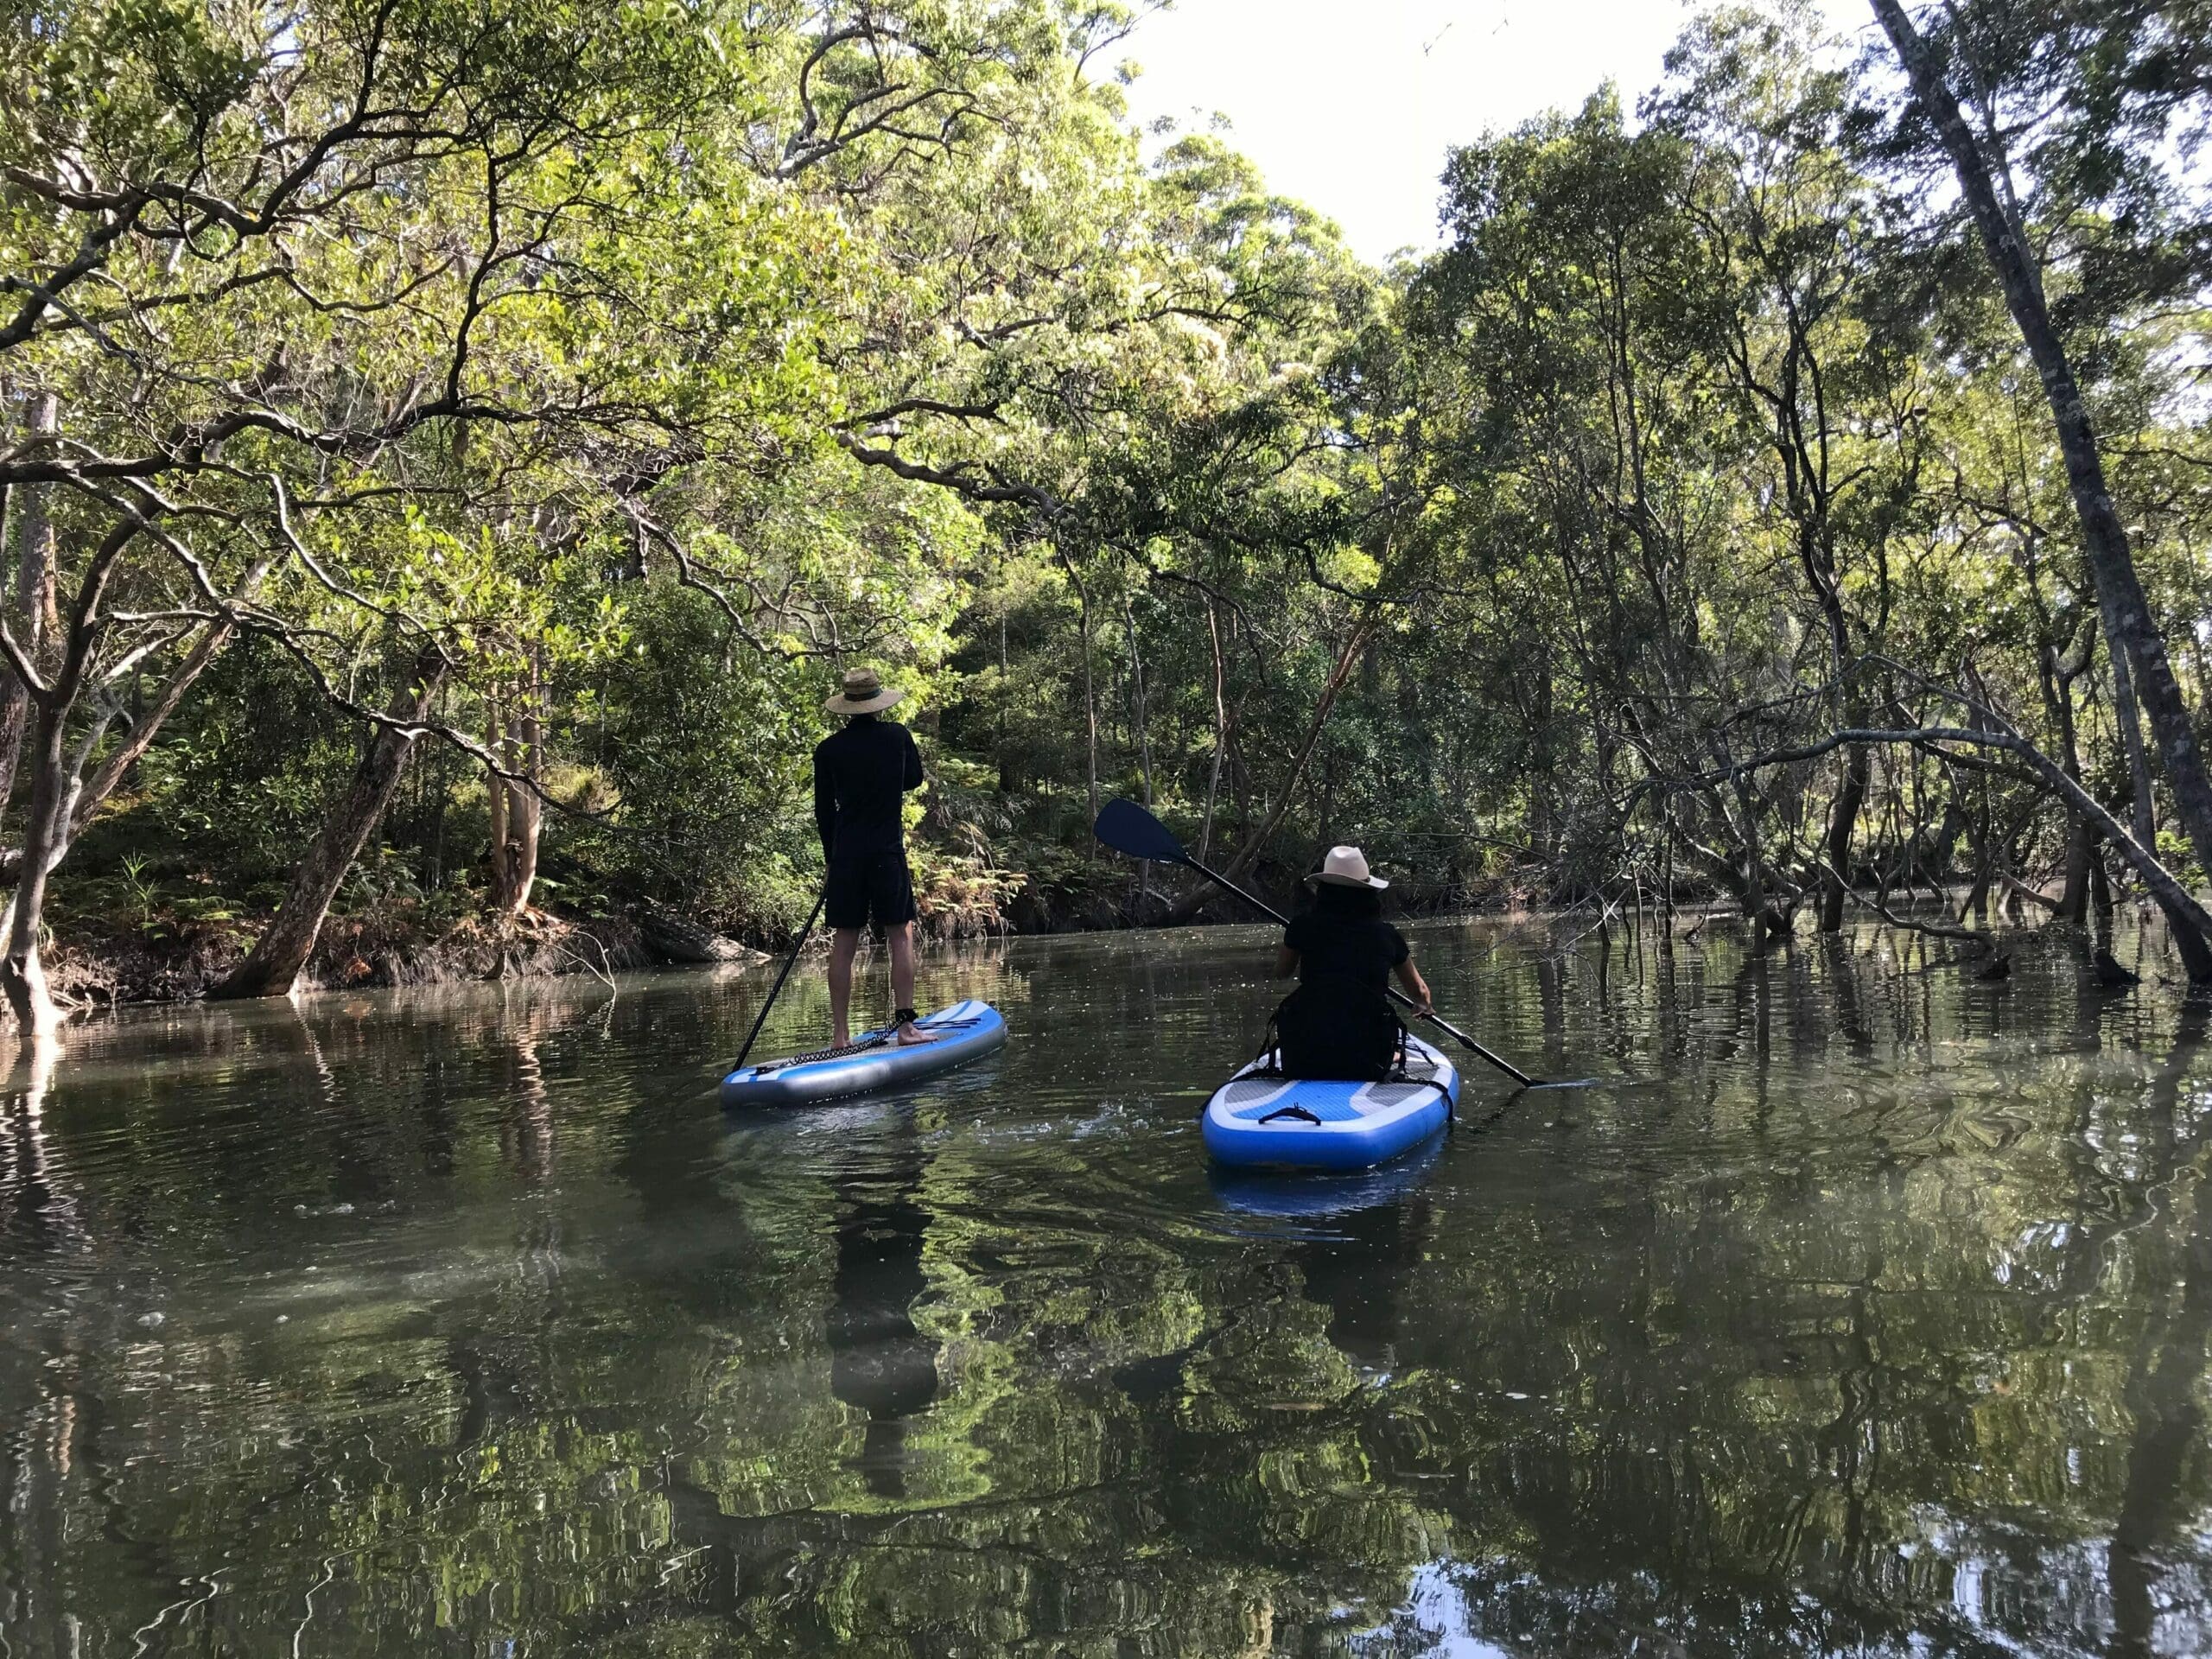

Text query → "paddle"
[728,887,828,1075]
[1092,798,1543,1088]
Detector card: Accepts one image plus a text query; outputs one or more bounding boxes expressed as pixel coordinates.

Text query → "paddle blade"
[1094,798,1189,865]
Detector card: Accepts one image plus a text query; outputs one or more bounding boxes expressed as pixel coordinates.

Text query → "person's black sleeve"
[1387,925,1410,966]
[1284,914,1311,953]
[812,740,837,855]
[900,725,924,792]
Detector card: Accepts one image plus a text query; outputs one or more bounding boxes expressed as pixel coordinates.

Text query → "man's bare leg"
[829,926,862,1046]
[890,921,934,1044]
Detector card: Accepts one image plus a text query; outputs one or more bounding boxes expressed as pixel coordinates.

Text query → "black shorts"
[824,847,918,931]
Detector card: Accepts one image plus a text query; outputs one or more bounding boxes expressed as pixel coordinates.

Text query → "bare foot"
[896,1020,937,1046]
[833,1029,850,1048]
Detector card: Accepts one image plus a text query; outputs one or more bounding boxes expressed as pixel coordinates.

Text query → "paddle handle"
[1398,999,1536,1088]
[729,886,827,1074]
[1179,849,1540,1089]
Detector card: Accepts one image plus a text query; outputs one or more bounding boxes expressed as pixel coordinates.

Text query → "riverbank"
[35,848,2165,1014]
[31,849,1513,1009]
[43,909,660,1011]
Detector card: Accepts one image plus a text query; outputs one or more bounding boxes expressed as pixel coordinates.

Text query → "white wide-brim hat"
[1308,844,1388,889]
[824,665,906,715]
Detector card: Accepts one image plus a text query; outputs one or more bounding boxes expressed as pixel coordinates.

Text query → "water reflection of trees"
[2,933,2211,1653]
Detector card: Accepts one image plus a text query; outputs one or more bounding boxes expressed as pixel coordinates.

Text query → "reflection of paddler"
[824,1110,939,1498]
[1126,1151,1446,1401]
[1293,1192,1433,1370]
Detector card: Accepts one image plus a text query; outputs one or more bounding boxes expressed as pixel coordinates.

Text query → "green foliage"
[5,0,2212,982]
[125,640,363,885]
[563,582,823,927]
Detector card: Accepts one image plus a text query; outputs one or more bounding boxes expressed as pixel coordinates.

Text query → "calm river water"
[2,914,2209,1656]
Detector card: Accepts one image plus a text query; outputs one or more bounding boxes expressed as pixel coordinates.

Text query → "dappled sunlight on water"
[1,916,2209,1655]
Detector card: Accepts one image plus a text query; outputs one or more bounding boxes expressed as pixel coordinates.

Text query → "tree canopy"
[3,0,2211,1024]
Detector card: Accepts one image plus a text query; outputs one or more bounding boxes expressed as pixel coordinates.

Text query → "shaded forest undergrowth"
[39,806,2187,1009]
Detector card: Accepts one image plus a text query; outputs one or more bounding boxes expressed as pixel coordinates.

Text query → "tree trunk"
[1919,797,1968,894]
[1809,565,1866,933]
[995,607,1015,793]
[487,702,507,902]
[1733,773,1770,938]
[0,391,59,813]
[1123,597,1153,809]
[2104,613,2159,856]
[0,696,69,1038]
[2051,642,2094,923]
[2060,821,2094,925]
[1122,598,1155,906]
[1874,0,2212,882]
[1230,724,1255,846]
[1819,744,1869,932]
[487,658,544,918]
[515,679,539,909]
[1198,597,1228,864]
[1061,551,1100,831]
[0,564,269,1011]
[0,516,143,1033]
[0,606,261,982]
[210,646,449,999]
[1527,658,1555,861]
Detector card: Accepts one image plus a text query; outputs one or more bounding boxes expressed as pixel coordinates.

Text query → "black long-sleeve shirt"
[812,715,924,858]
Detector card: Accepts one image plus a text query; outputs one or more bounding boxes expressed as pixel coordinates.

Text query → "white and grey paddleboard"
[721,999,1007,1107]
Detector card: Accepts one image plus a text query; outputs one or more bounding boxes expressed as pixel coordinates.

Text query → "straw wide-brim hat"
[1309,845,1389,889]
[824,665,906,715]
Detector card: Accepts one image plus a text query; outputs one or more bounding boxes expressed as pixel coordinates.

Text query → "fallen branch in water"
[1815,855,1996,954]
[546,931,619,999]
[1999,873,2063,916]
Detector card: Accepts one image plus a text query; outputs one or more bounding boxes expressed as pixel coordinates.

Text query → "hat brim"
[824,687,906,715]
[1309,870,1389,889]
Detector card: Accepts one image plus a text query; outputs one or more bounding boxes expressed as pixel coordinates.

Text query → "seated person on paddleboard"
[1273,845,1433,1081]
[814,666,936,1049]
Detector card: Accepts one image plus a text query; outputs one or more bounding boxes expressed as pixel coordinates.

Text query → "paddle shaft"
[730,887,828,1073]
[1173,849,1540,1089]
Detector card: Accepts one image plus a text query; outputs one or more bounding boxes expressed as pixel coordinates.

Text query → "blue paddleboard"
[721,999,1006,1107]
[1201,1034,1457,1171]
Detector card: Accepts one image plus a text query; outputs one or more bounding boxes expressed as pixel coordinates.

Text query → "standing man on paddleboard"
[815,666,936,1048]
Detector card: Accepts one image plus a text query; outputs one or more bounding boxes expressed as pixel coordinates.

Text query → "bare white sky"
[1116,0,1877,264]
